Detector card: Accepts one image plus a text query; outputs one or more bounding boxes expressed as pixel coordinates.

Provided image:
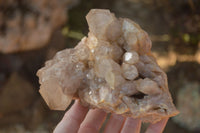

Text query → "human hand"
[54,100,168,133]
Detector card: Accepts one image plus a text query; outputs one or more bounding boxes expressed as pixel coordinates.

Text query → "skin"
[54,100,169,133]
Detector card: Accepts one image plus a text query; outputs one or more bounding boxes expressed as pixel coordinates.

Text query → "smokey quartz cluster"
[37,9,179,123]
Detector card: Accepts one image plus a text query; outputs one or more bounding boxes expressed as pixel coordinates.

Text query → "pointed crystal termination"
[37,9,179,123]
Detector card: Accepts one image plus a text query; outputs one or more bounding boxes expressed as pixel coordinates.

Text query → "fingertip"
[145,118,169,133]
[103,114,125,133]
[121,117,141,133]
[65,100,88,116]
[78,109,107,133]
[54,100,89,133]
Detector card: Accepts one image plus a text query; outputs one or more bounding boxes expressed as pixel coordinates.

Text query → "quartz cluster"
[0,0,77,53]
[37,9,179,123]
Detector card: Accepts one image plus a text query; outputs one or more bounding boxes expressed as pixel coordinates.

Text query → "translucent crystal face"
[37,9,179,123]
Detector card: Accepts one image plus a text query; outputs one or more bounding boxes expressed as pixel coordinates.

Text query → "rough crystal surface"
[123,51,139,64]
[37,9,179,123]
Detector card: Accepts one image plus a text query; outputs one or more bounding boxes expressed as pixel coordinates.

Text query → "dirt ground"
[0,0,200,132]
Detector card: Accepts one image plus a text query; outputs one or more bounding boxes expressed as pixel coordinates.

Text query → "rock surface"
[0,73,35,114]
[0,0,78,53]
[37,9,179,123]
[173,82,200,131]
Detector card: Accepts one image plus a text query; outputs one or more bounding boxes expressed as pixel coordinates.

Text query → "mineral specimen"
[37,9,179,123]
[0,0,78,53]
